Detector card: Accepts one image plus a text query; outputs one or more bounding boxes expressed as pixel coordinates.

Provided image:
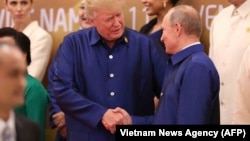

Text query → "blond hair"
[85,0,126,19]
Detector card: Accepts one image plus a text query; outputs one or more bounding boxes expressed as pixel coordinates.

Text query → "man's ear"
[175,23,182,37]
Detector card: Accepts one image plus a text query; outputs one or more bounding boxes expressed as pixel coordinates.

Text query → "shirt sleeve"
[25,80,49,141]
[53,36,107,129]
[232,46,250,124]
[150,39,167,98]
[131,115,154,124]
[27,32,53,81]
[177,63,220,124]
[47,63,62,128]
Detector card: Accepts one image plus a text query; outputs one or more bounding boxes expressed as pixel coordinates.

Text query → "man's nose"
[113,17,120,27]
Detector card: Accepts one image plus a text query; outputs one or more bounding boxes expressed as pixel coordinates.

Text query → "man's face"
[0,40,26,109]
[90,9,125,42]
[78,0,92,29]
[160,14,178,54]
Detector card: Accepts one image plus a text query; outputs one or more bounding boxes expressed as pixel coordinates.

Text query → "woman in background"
[140,0,179,110]
[140,0,179,49]
[5,0,52,82]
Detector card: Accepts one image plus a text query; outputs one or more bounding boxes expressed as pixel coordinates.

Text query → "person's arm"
[232,47,250,124]
[47,57,63,129]
[28,32,53,81]
[53,36,108,129]
[177,63,220,124]
[25,79,49,141]
[150,39,167,98]
[131,116,154,124]
[129,39,167,125]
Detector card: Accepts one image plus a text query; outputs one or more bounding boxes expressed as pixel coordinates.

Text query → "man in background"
[209,0,250,124]
[0,27,48,141]
[79,0,92,29]
[48,0,93,140]
[0,42,40,141]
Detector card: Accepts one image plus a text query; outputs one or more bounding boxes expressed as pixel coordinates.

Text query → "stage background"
[0,0,229,140]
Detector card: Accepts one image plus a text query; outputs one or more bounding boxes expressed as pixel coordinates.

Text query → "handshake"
[102,107,132,134]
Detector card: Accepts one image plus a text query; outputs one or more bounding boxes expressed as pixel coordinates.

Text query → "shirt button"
[160,92,164,96]
[110,92,115,96]
[109,73,114,78]
[109,55,113,59]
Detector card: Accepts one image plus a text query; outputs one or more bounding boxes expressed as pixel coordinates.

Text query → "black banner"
[115,125,250,140]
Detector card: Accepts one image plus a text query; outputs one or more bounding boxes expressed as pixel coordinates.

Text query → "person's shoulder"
[26,74,47,94]
[139,18,157,33]
[16,113,40,129]
[15,114,41,140]
[31,21,51,36]
[125,27,151,40]
[26,74,42,85]
[25,21,53,44]
[214,4,234,19]
[189,51,217,72]
[64,27,93,40]
[178,44,213,67]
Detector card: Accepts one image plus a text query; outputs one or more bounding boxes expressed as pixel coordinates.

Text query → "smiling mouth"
[81,15,88,21]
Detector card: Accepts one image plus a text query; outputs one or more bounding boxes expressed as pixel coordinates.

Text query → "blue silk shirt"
[50,27,167,141]
[153,44,220,125]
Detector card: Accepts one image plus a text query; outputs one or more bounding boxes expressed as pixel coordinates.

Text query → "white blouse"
[22,21,53,81]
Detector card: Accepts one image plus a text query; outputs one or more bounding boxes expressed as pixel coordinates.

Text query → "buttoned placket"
[220,8,241,107]
[107,50,116,98]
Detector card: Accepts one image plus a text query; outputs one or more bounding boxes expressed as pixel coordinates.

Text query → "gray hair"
[168,5,202,37]
[85,0,126,19]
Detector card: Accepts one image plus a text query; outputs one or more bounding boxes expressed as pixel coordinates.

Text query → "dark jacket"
[15,114,41,141]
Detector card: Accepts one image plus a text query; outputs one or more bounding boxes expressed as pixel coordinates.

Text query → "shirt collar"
[90,27,129,46]
[181,42,201,50]
[0,111,16,139]
[169,43,204,65]
[233,0,250,18]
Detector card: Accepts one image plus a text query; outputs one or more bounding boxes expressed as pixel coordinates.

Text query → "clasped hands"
[102,107,132,134]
